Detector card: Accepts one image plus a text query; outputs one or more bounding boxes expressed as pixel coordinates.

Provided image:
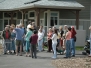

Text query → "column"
[47,10,50,31]
[76,10,79,30]
[36,9,40,27]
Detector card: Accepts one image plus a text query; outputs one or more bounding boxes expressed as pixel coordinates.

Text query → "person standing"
[2,27,11,54]
[70,26,77,57]
[39,26,45,51]
[89,26,91,57]
[25,25,33,57]
[30,30,38,58]
[10,26,16,54]
[51,29,58,59]
[14,24,24,56]
[64,27,71,58]
[38,29,44,51]
[47,28,53,52]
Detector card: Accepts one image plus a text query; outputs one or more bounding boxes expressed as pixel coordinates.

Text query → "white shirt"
[52,34,57,44]
[27,24,31,31]
[38,32,44,40]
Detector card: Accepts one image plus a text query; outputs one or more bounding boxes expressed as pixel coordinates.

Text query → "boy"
[30,30,38,58]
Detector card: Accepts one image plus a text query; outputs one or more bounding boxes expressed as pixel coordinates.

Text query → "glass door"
[50,12,59,27]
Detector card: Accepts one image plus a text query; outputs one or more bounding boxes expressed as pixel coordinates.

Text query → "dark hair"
[68,27,71,31]
[33,30,38,34]
[54,29,58,35]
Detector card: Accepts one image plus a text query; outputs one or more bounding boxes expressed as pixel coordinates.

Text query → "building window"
[29,12,35,17]
[28,11,35,22]
[50,12,59,26]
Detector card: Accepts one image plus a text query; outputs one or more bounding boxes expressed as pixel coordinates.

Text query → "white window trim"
[28,10,35,19]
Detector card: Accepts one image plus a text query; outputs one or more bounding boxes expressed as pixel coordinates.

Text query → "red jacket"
[71,28,76,38]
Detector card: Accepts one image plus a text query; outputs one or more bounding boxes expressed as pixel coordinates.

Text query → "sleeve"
[51,34,55,40]
[25,32,28,38]
[65,32,68,39]
[15,28,18,32]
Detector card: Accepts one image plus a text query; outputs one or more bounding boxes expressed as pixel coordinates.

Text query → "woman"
[25,25,33,57]
[64,27,71,58]
[10,26,16,54]
[51,29,58,59]
[47,28,53,52]
[71,26,76,57]
[38,29,44,51]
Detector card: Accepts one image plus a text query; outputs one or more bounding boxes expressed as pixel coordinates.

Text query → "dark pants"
[48,39,52,52]
[31,44,37,58]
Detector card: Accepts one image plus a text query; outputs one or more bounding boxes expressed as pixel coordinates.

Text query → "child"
[30,30,38,58]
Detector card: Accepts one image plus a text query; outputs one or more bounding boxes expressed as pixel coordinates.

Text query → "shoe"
[19,54,22,56]
[71,55,75,57]
[3,53,7,55]
[28,55,31,57]
[88,55,91,57]
[35,57,37,59]
[16,54,18,56]
[63,57,68,58]
[52,57,56,59]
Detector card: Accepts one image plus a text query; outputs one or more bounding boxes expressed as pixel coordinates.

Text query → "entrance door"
[50,12,59,27]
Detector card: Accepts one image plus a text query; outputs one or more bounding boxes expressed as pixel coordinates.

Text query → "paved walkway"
[0,50,87,68]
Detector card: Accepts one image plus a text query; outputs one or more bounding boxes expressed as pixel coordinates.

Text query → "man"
[14,24,24,56]
[2,27,11,54]
[32,22,38,31]
[27,21,32,31]
[89,26,91,57]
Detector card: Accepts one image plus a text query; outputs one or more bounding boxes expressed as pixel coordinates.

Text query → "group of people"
[47,25,77,58]
[2,21,77,59]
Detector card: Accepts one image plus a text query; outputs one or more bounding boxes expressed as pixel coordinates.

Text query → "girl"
[51,29,58,59]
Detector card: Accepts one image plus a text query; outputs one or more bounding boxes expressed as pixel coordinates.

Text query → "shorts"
[16,40,22,46]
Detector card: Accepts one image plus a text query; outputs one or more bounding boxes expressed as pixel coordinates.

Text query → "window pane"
[51,13,58,17]
[4,20,8,28]
[17,12,22,19]
[45,13,47,26]
[9,20,16,26]
[4,13,11,17]
[29,12,35,17]
[0,12,3,19]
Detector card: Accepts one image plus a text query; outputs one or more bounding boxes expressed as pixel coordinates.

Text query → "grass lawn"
[75,46,84,51]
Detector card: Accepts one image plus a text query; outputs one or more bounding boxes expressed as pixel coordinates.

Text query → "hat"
[29,25,34,29]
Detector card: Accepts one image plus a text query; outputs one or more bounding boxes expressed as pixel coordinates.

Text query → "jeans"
[4,39,11,53]
[25,41,30,52]
[31,44,37,58]
[52,43,57,58]
[38,39,43,51]
[11,40,15,51]
[90,38,91,55]
[71,38,75,56]
[66,40,71,57]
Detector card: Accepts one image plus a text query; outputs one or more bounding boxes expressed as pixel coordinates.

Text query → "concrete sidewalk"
[0,50,87,68]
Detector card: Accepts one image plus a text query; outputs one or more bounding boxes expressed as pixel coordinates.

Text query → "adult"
[89,26,91,57]
[58,26,64,46]
[2,27,11,54]
[10,26,16,54]
[25,25,33,57]
[64,27,71,58]
[47,28,53,52]
[51,29,58,59]
[38,29,44,51]
[14,24,24,56]
[27,21,32,31]
[32,22,38,31]
[71,26,77,57]
[39,26,45,51]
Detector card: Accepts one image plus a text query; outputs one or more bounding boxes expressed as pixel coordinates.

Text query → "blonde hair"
[59,26,63,30]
